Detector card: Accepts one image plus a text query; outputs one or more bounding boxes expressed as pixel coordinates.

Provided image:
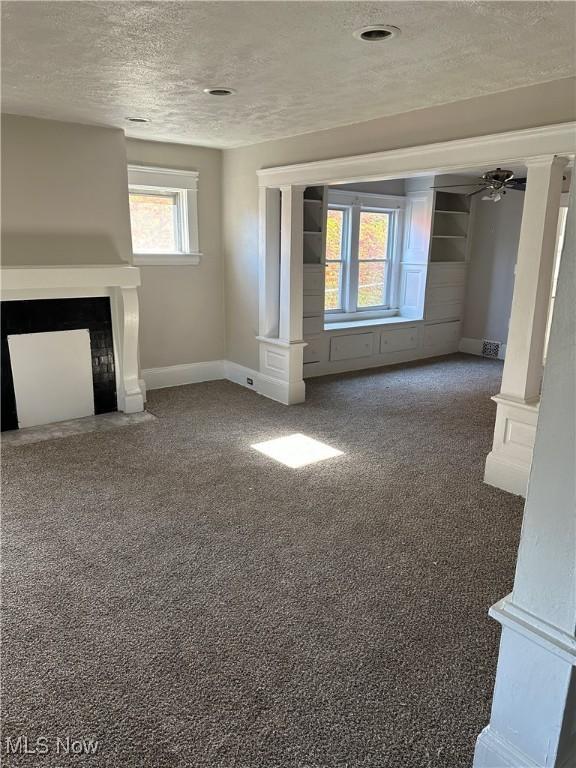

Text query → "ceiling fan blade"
[431,183,483,189]
[467,187,488,198]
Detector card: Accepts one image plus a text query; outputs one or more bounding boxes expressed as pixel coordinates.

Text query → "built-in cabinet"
[301,178,474,378]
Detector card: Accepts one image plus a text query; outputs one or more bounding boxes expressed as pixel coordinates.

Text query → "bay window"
[325,191,404,321]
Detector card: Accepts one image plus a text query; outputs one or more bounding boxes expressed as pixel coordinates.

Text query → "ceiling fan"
[431,168,527,202]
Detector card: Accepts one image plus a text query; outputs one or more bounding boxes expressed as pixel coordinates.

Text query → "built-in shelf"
[430,190,471,263]
[303,185,323,202]
[303,186,328,268]
[434,191,470,214]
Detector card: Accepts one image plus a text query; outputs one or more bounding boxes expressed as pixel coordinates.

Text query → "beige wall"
[125,139,225,369]
[1,114,132,265]
[223,77,576,370]
[462,191,525,345]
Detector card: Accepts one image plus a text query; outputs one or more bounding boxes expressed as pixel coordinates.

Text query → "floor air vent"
[482,340,501,358]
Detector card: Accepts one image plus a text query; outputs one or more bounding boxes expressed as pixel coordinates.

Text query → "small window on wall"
[324,191,404,321]
[127,166,200,265]
[129,189,187,254]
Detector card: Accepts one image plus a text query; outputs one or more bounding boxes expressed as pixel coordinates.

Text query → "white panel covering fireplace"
[0,266,144,430]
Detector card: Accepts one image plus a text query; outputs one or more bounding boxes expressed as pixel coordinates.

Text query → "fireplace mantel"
[1,264,144,414]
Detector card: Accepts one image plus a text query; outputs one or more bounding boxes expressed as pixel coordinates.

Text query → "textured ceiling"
[2,1,575,148]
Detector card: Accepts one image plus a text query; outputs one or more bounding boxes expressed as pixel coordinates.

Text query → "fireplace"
[1,266,144,431]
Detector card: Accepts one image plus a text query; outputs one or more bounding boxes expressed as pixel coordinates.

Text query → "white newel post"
[484,155,568,496]
[474,186,575,767]
[256,184,306,405]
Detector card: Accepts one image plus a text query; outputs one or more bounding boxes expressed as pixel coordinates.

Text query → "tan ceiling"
[2,1,575,148]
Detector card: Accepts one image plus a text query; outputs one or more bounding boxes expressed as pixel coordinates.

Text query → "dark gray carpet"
[1,355,524,768]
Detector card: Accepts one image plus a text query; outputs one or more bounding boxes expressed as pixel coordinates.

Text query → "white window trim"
[324,190,405,323]
[128,165,201,266]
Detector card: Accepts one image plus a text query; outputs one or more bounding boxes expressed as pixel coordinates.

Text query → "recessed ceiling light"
[203,87,236,96]
[126,117,149,123]
[353,25,401,42]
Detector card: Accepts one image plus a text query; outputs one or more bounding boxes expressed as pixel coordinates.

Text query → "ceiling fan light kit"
[431,167,527,202]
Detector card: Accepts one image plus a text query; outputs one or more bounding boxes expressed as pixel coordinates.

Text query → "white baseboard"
[142,360,261,394]
[224,361,259,391]
[142,360,225,390]
[459,337,507,360]
[474,726,540,768]
[484,451,529,497]
[258,374,306,405]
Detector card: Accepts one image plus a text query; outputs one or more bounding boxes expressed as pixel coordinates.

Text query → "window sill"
[324,316,420,331]
[132,252,202,266]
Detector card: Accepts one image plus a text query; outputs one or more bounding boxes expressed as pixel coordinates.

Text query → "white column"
[484,155,568,496]
[258,186,281,338]
[256,184,306,405]
[474,187,575,767]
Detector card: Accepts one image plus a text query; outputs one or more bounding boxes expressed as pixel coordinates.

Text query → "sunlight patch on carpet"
[251,433,343,468]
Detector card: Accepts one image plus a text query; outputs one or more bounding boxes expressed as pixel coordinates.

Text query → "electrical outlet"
[246,377,254,387]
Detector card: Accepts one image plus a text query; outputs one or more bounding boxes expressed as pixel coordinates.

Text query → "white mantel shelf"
[1,263,144,415]
[1,264,140,296]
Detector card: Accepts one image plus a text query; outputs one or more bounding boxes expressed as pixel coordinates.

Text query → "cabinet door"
[330,333,374,361]
[403,192,434,264]
[380,327,418,354]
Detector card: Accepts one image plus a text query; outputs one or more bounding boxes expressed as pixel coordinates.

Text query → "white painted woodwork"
[8,329,95,428]
[258,186,281,337]
[257,123,575,403]
[427,284,466,305]
[303,293,324,316]
[128,165,201,265]
[485,155,569,496]
[303,315,323,336]
[257,337,306,404]
[398,264,427,318]
[279,185,305,342]
[330,333,374,362]
[500,156,568,402]
[422,321,461,355]
[427,262,467,287]
[380,327,418,354]
[425,301,465,323]
[459,337,507,360]
[474,182,575,768]
[255,185,307,405]
[303,264,325,293]
[303,335,322,364]
[257,123,575,188]
[402,190,434,265]
[485,396,539,497]
[0,265,145,416]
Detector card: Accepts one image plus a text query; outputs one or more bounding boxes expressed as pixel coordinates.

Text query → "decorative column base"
[473,597,576,768]
[484,394,539,496]
[256,336,306,405]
